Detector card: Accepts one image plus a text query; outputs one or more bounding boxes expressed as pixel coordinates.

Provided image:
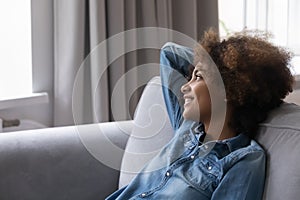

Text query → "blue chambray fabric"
[106,42,266,200]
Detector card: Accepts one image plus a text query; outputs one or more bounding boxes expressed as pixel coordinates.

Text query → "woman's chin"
[182,111,190,120]
[183,111,197,121]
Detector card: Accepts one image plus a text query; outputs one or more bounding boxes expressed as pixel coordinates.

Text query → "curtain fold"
[53,0,218,126]
[89,0,109,122]
[54,0,87,126]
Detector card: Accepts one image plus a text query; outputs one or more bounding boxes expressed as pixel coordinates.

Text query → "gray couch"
[0,76,299,200]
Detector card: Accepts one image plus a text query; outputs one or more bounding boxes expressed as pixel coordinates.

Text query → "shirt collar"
[188,121,251,154]
[192,122,206,143]
[205,134,250,158]
[220,133,251,152]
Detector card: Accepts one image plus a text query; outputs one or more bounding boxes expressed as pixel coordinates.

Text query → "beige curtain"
[53,0,218,126]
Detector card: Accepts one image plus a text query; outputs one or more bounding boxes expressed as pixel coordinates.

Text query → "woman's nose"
[181,82,191,94]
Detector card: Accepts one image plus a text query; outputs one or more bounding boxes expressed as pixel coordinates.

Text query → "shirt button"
[190,155,195,159]
[166,171,171,177]
[141,193,146,197]
[208,166,212,170]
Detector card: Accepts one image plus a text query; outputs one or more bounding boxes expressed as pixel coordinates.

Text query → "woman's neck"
[203,106,236,141]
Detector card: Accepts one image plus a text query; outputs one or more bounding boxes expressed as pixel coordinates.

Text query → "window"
[218,0,300,75]
[0,0,32,99]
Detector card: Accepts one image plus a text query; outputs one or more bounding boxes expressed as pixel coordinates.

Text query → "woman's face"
[181,67,211,123]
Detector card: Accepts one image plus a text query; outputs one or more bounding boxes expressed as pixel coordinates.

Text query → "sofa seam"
[259,123,300,131]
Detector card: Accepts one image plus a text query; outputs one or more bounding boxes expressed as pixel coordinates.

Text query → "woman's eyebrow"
[195,62,206,71]
[194,69,205,74]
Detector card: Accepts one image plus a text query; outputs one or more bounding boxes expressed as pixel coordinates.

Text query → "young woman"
[106,29,294,199]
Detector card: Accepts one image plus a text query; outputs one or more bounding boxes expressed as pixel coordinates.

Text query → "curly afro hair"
[194,28,295,138]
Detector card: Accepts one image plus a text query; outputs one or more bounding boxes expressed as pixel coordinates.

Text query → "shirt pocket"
[184,159,219,193]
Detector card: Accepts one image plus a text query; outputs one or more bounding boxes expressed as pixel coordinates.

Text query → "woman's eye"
[195,74,203,81]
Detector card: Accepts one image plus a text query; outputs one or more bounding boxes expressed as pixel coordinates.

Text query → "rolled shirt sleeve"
[159,42,194,131]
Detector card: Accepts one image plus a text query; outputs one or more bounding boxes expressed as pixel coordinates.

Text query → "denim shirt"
[106,42,266,200]
[106,121,265,200]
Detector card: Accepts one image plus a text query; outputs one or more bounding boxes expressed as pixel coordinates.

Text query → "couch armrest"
[0,120,133,200]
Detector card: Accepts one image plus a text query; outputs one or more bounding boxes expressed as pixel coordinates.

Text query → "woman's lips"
[183,95,193,106]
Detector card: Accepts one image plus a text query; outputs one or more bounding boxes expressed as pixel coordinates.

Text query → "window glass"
[218,0,300,75]
[0,0,32,99]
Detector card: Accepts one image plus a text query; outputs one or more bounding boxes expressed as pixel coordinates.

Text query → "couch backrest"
[0,122,132,200]
[120,76,300,200]
[119,77,174,188]
[256,103,300,200]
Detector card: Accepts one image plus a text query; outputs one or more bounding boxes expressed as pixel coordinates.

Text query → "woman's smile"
[183,95,194,106]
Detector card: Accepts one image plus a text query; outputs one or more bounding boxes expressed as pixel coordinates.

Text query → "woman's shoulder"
[226,137,266,165]
[217,134,265,166]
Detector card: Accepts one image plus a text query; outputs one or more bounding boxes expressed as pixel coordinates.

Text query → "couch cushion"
[256,102,300,200]
[119,76,174,188]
